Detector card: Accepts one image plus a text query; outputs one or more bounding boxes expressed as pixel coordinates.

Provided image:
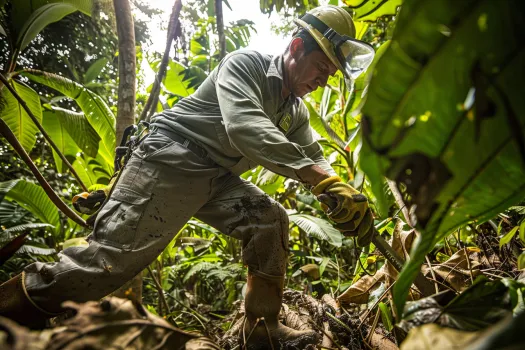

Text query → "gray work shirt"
[152,50,336,181]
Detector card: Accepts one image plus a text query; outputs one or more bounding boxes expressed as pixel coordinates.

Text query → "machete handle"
[316,192,436,296]
[317,193,338,213]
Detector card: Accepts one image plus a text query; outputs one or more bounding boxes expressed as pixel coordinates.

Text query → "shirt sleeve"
[287,103,338,177]
[215,53,316,179]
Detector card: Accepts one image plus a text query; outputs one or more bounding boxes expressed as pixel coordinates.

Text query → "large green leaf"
[72,155,104,189]
[255,168,285,195]
[10,0,92,44]
[0,180,60,233]
[0,80,41,152]
[344,0,402,21]
[16,3,77,50]
[84,57,109,84]
[2,222,53,234]
[22,70,115,173]
[289,213,343,247]
[306,101,331,141]
[399,277,522,331]
[42,110,81,173]
[306,99,346,149]
[46,107,101,158]
[0,201,29,227]
[158,59,207,98]
[359,0,525,315]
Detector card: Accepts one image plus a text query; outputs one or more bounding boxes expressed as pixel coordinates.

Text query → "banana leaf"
[359,0,525,315]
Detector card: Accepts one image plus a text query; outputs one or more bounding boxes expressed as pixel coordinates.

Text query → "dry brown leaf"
[423,248,482,292]
[370,331,399,350]
[337,272,385,304]
[300,264,321,280]
[0,298,217,350]
[338,223,418,305]
[185,337,220,349]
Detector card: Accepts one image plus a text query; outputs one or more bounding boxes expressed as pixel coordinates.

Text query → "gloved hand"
[72,175,117,215]
[312,176,375,246]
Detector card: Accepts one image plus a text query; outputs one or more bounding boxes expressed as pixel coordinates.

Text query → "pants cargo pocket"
[95,188,151,251]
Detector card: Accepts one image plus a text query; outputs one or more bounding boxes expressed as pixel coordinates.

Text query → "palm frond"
[289,214,343,247]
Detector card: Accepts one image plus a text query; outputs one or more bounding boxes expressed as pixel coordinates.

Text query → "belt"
[152,127,208,158]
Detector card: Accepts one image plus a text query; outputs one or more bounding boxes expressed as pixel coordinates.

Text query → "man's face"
[288,41,338,98]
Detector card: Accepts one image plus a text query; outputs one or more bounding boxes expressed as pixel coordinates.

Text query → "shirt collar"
[267,54,284,80]
[267,54,299,104]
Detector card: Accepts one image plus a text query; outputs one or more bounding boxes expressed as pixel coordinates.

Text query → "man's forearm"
[295,164,331,187]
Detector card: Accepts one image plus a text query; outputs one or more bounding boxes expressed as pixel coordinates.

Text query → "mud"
[231,194,273,221]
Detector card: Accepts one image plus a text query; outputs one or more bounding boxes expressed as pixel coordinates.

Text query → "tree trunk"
[215,0,226,60]
[111,0,141,301]
[113,0,136,145]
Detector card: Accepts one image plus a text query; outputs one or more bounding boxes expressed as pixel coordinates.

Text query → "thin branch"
[0,72,88,191]
[366,307,381,345]
[386,179,412,227]
[146,266,170,315]
[425,255,439,294]
[139,0,183,122]
[358,281,396,329]
[215,0,226,60]
[0,119,88,227]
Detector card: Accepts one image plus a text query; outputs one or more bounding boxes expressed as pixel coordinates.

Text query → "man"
[0,5,375,349]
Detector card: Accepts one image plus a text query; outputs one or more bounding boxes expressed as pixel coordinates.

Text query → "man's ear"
[289,37,305,60]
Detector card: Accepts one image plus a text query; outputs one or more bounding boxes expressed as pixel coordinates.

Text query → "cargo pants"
[24,131,289,313]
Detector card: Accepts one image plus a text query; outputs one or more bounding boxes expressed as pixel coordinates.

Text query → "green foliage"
[499,226,519,248]
[7,0,93,48]
[84,57,109,84]
[400,277,524,331]
[259,0,319,15]
[44,107,101,158]
[289,213,343,247]
[344,0,402,22]
[518,253,525,270]
[1,2,524,347]
[154,59,207,98]
[0,180,60,234]
[0,80,41,152]
[17,3,78,50]
[1,222,53,233]
[22,70,115,174]
[379,301,394,331]
[358,0,525,315]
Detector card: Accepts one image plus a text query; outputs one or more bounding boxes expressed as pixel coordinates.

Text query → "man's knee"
[253,197,289,239]
[241,198,289,275]
[273,201,289,243]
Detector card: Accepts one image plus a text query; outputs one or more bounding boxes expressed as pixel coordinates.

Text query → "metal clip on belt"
[154,127,208,158]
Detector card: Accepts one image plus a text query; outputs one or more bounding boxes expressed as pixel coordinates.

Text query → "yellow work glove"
[312,176,375,246]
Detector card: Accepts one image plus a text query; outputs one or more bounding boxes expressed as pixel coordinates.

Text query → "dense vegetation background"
[1,0,524,348]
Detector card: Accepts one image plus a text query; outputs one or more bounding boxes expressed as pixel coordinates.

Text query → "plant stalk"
[215,0,226,60]
[139,0,183,122]
[147,266,170,315]
[0,119,88,227]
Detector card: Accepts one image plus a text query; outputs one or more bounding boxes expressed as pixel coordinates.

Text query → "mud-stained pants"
[23,131,289,313]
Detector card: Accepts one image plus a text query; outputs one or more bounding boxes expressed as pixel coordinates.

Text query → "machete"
[319,194,435,297]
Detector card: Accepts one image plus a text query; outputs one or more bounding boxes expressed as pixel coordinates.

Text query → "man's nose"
[316,75,329,88]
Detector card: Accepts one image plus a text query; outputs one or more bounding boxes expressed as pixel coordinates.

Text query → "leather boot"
[0,273,58,329]
[242,272,319,349]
